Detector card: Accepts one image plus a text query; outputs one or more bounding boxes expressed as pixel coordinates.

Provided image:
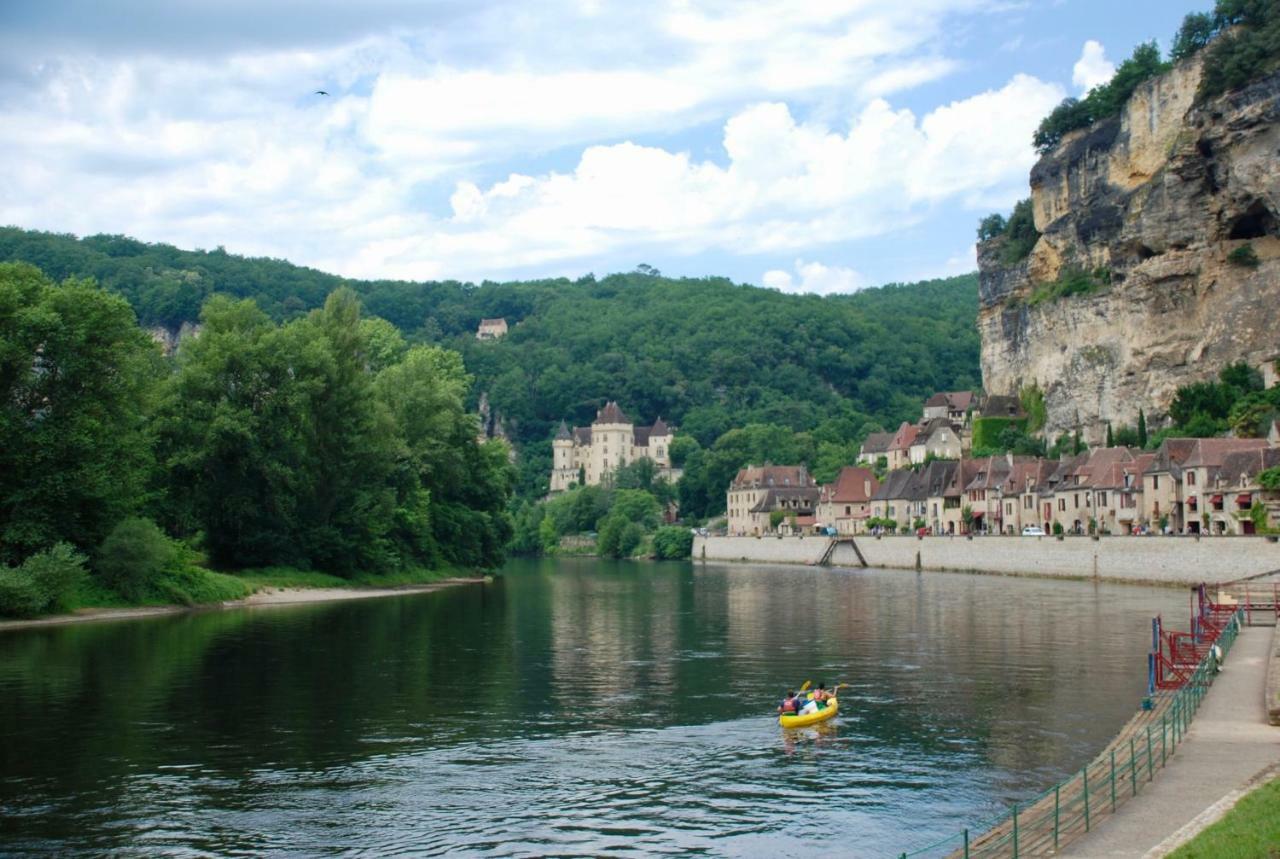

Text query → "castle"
[550,401,681,491]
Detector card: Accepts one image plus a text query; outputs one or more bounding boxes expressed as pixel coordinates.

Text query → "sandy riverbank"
[0,577,486,633]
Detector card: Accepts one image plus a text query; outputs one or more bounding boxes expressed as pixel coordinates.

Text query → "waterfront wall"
[693,534,1280,586]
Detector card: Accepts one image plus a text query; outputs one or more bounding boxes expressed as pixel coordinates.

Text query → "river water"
[0,560,1191,857]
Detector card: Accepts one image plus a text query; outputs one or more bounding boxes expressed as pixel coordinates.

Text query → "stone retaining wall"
[693,534,1280,586]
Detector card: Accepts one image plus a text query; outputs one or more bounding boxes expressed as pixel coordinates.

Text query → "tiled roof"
[889,421,920,451]
[554,420,572,441]
[633,427,652,447]
[1144,438,1199,475]
[1180,437,1269,469]
[980,394,1024,418]
[1209,448,1280,486]
[860,432,894,453]
[731,465,815,490]
[747,486,821,513]
[594,400,630,425]
[822,467,879,503]
[650,417,670,436]
[573,426,592,444]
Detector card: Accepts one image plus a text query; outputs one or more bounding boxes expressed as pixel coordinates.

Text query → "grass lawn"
[1168,774,1280,859]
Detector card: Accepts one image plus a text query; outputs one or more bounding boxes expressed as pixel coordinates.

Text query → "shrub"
[1053,522,1065,536]
[652,526,694,560]
[97,517,182,600]
[619,522,645,557]
[1001,199,1040,263]
[1228,243,1260,268]
[0,543,89,618]
[1260,466,1280,491]
[1027,266,1110,306]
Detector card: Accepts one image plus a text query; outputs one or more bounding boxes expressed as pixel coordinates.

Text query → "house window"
[1059,499,1066,512]
[1153,475,1159,490]
[1074,494,1079,509]
[1098,492,1107,506]
[1024,496,1032,509]
[1187,472,1196,486]
[845,506,851,515]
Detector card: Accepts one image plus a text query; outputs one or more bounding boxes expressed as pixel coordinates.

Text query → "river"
[0,560,1191,856]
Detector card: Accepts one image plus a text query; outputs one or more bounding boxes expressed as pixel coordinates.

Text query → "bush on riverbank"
[0,543,88,618]
[652,527,694,560]
[97,517,251,605]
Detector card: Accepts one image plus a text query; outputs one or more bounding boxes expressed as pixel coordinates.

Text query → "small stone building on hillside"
[476,318,508,340]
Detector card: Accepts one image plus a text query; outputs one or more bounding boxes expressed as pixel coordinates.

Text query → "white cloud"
[0,0,1058,282]
[1072,40,1114,93]
[763,259,867,294]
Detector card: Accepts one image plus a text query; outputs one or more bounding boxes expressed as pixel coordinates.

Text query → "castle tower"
[590,401,633,485]
[550,420,577,492]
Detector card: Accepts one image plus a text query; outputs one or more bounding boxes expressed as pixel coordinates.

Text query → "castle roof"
[554,420,572,441]
[573,427,592,444]
[650,417,670,436]
[594,401,630,425]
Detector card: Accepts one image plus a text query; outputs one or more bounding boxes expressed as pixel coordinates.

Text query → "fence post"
[1083,765,1091,832]
[1012,803,1019,858]
[963,828,969,859]
[1053,784,1060,850]
[1110,749,1117,812]
[1130,736,1137,797]
[1152,727,1162,783]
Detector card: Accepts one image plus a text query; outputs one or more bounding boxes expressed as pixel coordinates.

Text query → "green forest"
[0,227,982,506]
[0,261,514,617]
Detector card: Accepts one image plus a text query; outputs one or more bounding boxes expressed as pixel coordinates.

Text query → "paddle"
[799,680,812,693]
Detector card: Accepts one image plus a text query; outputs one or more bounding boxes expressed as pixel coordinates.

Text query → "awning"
[972,510,985,518]
[1210,494,1223,504]
[1237,494,1253,506]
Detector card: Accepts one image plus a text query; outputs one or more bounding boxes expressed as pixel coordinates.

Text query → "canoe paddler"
[777,690,803,715]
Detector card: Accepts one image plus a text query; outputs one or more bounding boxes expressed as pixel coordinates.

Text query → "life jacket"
[780,697,798,713]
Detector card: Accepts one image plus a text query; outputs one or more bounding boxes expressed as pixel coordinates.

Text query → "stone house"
[975,394,1025,421]
[1169,438,1269,534]
[909,418,964,465]
[1004,459,1057,534]
[1142,439,1199,534]
[1090,453,1155,535]
[885,422,921,471]
[857,431,894,466]
[869,469,919,531]
[816,467,879,534]
[476,317,508,340]
[726,465,818,536]
[550,402,680,492]
[922,391,974,424]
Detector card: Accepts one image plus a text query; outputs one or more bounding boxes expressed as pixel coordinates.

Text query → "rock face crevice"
[979,55,1280,443]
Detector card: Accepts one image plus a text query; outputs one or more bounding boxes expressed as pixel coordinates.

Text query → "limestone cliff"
[979,55,1280,443]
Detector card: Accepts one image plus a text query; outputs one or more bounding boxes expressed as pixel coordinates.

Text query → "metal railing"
[894,608,1243,859]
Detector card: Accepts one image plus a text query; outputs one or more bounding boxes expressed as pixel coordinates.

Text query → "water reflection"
[0,560,1188,856]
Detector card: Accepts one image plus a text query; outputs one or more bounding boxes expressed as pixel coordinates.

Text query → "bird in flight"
[315,90,329,96]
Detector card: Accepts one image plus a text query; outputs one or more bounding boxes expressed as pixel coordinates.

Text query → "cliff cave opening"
[1227,200,1278,240]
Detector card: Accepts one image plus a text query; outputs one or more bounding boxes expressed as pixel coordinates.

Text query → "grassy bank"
[15,563,471,621]
[1169,774,1280,858]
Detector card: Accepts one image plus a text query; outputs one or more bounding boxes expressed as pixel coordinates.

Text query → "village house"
[1004,459,1056,534]
[909,418,963,464]
[726,465,819,536]
[1196,447,1280,535]
[475,317,508,340]
[923,391,974,424]
[817,467,879,534]
[1175,438,1272,534]
[1090,452,1155,535]
[1142,439,1199,534]
[549,402,680,492]
[884,422,920,471]
[975,394,1025,421]
[856,431,893,466]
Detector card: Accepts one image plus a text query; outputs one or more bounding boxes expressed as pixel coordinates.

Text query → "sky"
[0,1,1203,292]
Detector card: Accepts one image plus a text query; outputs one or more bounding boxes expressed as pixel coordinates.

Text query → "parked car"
[1022,525,1046,536]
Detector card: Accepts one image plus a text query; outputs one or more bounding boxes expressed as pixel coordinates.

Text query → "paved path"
[1061,626,1280,858]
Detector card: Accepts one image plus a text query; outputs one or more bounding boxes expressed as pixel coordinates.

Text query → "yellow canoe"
[778,697,838,728]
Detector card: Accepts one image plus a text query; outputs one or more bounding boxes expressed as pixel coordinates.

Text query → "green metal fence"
[895,609,1243,859]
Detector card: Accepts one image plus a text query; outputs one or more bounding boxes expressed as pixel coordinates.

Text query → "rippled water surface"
[0,560,1192,856]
